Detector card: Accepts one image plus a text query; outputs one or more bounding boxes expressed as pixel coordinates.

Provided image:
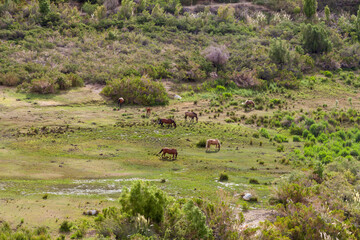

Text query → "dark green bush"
[119,181,168,223]
[59,220,72,233]
[301,24,332,54]
[219,173,229,182]
[102,76,169,106]
[196,139,207,148]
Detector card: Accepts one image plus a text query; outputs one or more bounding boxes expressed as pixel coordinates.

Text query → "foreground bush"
[102,76,169,106]
[95,181,243,239]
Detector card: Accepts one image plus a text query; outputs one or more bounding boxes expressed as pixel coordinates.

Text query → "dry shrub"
[0,72,20,86]
[203,45,229,67]
[316,52,341,70]
[231,68,261,88]
[104,0,119,12]
[30,78,56,94]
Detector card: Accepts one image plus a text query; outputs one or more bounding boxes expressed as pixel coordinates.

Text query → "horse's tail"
[175,151,178,158]
[158,149,163,154]
[173,121,176,128]
[218,140,221,149]
[206,140,209,149]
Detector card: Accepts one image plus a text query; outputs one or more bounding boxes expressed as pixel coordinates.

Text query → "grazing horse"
[146,108,151,117]
[243,100,255,110]
[206,139,221,151]
[118,97,125,109]
[158,119,176,128]
[158,148,178,159]
[185,111,198,122]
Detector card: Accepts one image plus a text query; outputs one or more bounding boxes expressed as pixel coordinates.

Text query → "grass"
[1,77,360,234]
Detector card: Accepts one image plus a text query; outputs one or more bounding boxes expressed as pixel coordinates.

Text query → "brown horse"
[158,148,178,159]
[243,100,255,109]
[206,139,221,151]
[146,108,151,117]
[185,112,198,122]
[118,97,124,109]
[158,119,176,128]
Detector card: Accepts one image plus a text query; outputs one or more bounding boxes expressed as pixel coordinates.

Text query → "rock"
[174,95,182,100]
[83,210,99,216]
[243,193,252,201]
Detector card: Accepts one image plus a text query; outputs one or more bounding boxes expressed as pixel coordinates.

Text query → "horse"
[118,97,124,109]
[185,111,198,122]
[243,100,255,109]
[158,148,178,159]
[206,139,221,151]
[146,108,151,117]
[158,119,176,128]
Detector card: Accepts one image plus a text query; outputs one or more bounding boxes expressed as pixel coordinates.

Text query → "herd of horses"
[117,97,255,160]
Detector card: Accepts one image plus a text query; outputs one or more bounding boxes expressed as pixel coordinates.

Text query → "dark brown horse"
[118,97,124,109]
[158,119,176,128]
[158,148,178,159]
[185,112,198,122]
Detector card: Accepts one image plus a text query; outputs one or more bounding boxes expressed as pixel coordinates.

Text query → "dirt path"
[240,209,275,230]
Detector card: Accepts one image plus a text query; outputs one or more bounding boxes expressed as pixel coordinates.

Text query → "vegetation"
[2,0,360,238]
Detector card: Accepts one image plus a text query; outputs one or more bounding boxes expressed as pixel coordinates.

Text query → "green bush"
[102,76,169,106]
[219,173,229,182]
[196,139,207,148]
[269,39,289,66]
[293,136,301,142]
[81,2,99,15]
[259,128,270,138]
[249,178,260,184]
[59,220,72,233]
[301,24,332,54]
[119,181,168,223]
[274,134,288,143]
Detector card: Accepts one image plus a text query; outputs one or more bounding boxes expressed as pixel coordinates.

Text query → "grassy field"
[1,75,360,237]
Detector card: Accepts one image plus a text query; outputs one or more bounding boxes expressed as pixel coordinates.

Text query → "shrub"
[59,220,72,233]
[249,178,260,184]
[0,72,20,86]
[274,134,288,143]
[203,45,229,68]
[82,2,99,15]
[119,181,168,223]
[196,139,207,148]
[303,0,317,19]
[260,128,270,138]
[39,0,50,15]
[293,136,301,142]
[219,173,229,182]
[67,73,84,87]
[269,39,290,66]
[180,200,213,239]
[101,76,169,106]
[30,78,57,94]
[301,24,332,54]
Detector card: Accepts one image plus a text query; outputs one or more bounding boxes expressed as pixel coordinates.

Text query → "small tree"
[119,181,168,224]
[118,0,135,20]
[217,5,235,22]
[301,24,332,53]
[151,3,164,18]
[269,39,290,67]
[39,0,50,15]
[324,5,330,23]
[303,0,317,20]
